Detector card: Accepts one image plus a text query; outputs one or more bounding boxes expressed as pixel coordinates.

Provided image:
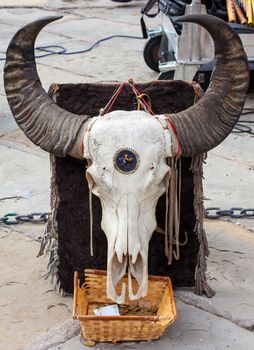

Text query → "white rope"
[164,155,182,264]
[89,186,94,257]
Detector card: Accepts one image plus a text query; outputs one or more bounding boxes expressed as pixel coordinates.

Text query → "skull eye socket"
[86,164,114,195]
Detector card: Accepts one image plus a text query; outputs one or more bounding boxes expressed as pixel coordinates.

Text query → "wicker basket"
[73,269,177,343]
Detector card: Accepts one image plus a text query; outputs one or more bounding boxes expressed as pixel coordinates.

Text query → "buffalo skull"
[4,14,249,302]
[83,111,174,302]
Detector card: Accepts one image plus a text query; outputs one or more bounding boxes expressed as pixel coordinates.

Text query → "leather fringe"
[191,153,215,297]
[37,155,64,296]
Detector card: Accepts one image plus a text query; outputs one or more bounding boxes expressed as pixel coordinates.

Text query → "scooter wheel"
[143,35,162,73]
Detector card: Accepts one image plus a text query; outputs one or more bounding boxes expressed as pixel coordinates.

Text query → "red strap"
[129,81,155,115]
[104,82,127,114]
[102,79,155,115]
[165,114,181,156]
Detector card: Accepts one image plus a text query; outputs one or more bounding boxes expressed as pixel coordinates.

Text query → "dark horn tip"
[30,14,64,26]
[48,15,63,20]
[37,15,63,21]
[175,13,225,25]
[5,15,64,56]
[14,15,63,35]
[41,15,64,22]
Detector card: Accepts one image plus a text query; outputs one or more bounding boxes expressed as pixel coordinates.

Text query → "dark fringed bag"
[39,80,214,297]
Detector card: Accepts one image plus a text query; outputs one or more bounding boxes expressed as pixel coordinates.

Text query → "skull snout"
[106,193,151,302]
[114,194,142,265]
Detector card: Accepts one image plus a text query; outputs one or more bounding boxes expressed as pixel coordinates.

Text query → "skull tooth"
[131,251,139,265]
[116,251,125,263]
[128,270,136,300]
[107,254,127,303]
[128,270,145,301]
[108,276,126,304]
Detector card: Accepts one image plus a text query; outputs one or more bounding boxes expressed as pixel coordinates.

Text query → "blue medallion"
[113,148,140,174]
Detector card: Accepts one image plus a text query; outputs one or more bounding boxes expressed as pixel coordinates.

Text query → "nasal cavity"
[114,201,128,263]
[128,234,141,264]
[115,194,141,264]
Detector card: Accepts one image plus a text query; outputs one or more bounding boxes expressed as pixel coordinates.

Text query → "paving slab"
[176,220,254,330]
[0,228,72,350]
[0,19,63,52]
[33,39,156,87]
[203,117,254,231]
[25,300,254,350]
[46,17,142,41]
[0,0,48,6]
[0,1,254,350]
[204,138,254,208]
[0,144,50,215]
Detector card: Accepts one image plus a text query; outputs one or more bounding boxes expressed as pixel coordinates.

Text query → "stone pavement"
[0,1,254,349]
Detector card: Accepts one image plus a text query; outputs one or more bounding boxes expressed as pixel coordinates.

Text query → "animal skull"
[83,111,173,302]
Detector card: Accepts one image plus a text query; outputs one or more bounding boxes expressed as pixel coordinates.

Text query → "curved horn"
[4,16,88,157]
[170,14,249,157]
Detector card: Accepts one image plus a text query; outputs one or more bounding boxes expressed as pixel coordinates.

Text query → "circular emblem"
[113,148,140,174]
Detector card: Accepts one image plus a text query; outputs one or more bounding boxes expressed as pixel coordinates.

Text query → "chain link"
[0,212,50,225]
[205,207,254,219]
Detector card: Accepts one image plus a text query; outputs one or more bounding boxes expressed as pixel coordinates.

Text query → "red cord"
[103,82,127,114]
[103,80,155,115]
[165,114,181,156]
[129,81,155,115]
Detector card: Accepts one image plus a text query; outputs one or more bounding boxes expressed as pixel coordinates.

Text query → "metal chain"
[1,208,253,224]
[0,212,50,225]
[204,207,254,219]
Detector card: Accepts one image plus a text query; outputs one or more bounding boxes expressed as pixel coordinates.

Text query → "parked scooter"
[141,0,254,90]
